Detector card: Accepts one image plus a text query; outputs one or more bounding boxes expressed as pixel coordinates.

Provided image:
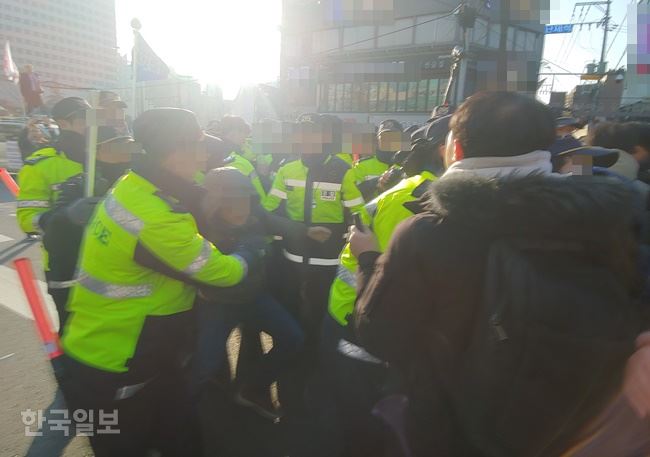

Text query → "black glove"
[233,235,267,274]
[55,174,85,209]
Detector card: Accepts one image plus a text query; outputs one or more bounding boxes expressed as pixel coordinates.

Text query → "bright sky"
[542,0,632,96]
[115,0,632,100]
[115,0,282,99]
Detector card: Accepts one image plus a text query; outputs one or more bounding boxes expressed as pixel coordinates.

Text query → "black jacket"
[354,174,644,456]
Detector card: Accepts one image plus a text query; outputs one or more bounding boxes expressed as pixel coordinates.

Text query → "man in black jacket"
[350,91,649,456]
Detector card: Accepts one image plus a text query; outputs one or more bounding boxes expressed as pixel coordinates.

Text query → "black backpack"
[454,238,644,457]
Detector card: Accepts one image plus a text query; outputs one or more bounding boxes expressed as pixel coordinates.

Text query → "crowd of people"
[12,90,650,456]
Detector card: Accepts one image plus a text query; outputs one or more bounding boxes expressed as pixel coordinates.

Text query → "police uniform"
[16,97,92,332]
[17,147,83,236]
[353,119,404,200]
[320,171,436,456]
[335,152,354,166]
[352,155,390,186]
[225,150,266,200]
[61,108,251,457]
[263,135,365,346]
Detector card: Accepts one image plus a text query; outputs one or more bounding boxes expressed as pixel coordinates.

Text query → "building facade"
[0,0,118,90]
[280,0,545,124]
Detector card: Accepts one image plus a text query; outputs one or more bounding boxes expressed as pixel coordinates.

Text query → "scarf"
[442,150,557,180]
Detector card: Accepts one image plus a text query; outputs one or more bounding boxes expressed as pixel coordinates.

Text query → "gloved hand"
[307,226,332,243]
[55,174,85,209]
[233,235,267,274]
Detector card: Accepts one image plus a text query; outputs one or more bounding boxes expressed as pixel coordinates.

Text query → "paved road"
[0,182,93,456]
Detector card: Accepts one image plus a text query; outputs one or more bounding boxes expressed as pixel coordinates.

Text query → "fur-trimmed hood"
[426,173,639,245]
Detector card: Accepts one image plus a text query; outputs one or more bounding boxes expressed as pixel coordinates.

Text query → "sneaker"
[234,388,283,421]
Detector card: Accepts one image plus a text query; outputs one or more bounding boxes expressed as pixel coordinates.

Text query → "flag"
[2,41,19,83]
[133,33,169,82]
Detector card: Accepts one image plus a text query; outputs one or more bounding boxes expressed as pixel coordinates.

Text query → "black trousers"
[60,355,201,457]
[276,258,336,414]
[45,271,70,337]
[315,314,393,457]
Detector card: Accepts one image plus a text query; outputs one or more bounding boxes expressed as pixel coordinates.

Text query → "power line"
[542,58,576,74]
[560,4,590,63]
[312,5,462,57]
[605,0,634,60]
[615,48,627,69]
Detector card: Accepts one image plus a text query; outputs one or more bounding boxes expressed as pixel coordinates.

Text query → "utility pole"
[455,3,477,104]
[599,0,611,73]
[498,0,510,90]
[131,18,141,120]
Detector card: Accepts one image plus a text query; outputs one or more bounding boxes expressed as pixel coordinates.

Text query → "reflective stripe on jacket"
[264,155,366,264]
[63,170,247,373]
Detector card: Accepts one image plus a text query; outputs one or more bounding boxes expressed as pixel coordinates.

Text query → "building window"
[368,82,378,112]
[386,82,398,112]
[343,26,375,51]
[357,83,370,112]
[415,14,437,45]
[433,15,458,43]
[406,81,418,112]
[473,18,488,46]
[335,83,345,111]
[377,82,388,112]
[396,82,408,112]
[514,29,525,52]
[378,18,414,48]
[341,83,352,111]
[525,31,536,52]
[427,79,439,110]
[417,80,428,112]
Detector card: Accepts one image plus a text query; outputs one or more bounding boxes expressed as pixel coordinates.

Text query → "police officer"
[320,116,451,457]
[320,114,352,166]
[264,114,365,349]
[17,97,91,326]
[41,126,135,333]
[214,115,267,200]
[61,108,257,457]
[353,119,404,200]
[98,90,130,136]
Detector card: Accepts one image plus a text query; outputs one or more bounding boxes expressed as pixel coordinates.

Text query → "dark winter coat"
[354,173,645,456]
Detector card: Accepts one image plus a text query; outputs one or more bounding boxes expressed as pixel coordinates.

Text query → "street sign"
[544,24,574,34]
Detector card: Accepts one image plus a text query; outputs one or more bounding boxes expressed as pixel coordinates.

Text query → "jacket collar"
[442,150,557,180]
[426,172,637,245]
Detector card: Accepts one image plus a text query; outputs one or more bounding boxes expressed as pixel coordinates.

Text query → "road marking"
[0,265,59,330]
[0,234,14,243]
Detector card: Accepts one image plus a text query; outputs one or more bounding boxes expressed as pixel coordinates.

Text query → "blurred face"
[377,130,406,152]
[218,196,250,226]
[162,132,207,180]
[226,127,250,148]
[57,113,87,136]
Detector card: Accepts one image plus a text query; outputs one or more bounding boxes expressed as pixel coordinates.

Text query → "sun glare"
[116,0,282,98]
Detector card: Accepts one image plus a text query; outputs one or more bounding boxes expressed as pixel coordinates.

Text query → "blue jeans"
[193,293,304,393]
